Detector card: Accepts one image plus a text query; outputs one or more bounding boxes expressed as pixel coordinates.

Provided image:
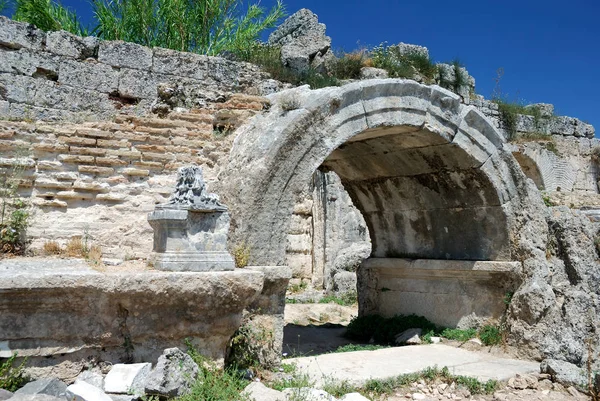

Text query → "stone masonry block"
[0,16,45,50]
[0,48,60,78]
[152,48,208,80]
[118,69,157,99]
[46,31,98,59]
[59,59,118,93]
[33,80,114,113]
[98,41,153,70]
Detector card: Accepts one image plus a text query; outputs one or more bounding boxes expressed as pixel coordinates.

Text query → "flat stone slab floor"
[286,344,539,386]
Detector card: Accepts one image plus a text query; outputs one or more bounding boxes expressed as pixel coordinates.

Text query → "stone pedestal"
[148,206,234,272]
[147,165,235,272]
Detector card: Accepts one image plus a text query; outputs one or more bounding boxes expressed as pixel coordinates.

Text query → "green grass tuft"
[441,328,477,342]
[333,344,389,353]
[318,291,358,306]
[478,325,502,346]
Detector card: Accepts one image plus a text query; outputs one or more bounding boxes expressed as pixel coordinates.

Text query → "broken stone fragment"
[394,328,422,345]
[144,348,199,398]
[15,379,67,399]
[66,381,113,401]
[103,363,151,395]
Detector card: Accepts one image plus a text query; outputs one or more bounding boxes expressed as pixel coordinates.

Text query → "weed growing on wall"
[233,243,250,268]
[0,152,30,255]
[329,50,366,80]
[0,353,28,392]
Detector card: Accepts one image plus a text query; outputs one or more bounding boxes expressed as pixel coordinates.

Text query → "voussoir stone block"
[98,41,153,70]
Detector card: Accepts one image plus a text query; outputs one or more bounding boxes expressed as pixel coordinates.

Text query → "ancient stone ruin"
[148,166,235,272]
[0,7,598,399]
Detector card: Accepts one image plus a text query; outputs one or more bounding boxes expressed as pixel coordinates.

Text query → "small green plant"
[0,148,31,255]
[370,43,436,81]
[0,353,28,392]
[345,314,441,345]
[438,59,468,95]
[362,365,498,396]
[503,291,514,305]
[226,316,274,370]
[441,328,477,342]
[333,344,389,353]
[344,314,385,342]
[542,194,553,207]
[329,50,366,80]
[270,371,313,392]
[182,339,249,401]
[322,377,359,398]
[318,290,358,306]
[280,362,296,374]
[478,325,502,346]
[288,281,308,294]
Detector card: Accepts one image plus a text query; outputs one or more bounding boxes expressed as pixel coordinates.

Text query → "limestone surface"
[0,259,264,379]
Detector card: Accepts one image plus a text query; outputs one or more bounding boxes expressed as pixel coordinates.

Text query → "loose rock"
[104,363,151,395]
[15,379,67,399]
[144,348,199,398]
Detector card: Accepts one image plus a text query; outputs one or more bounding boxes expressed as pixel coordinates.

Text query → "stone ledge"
[364,258,522,279]
[0,259,264,377]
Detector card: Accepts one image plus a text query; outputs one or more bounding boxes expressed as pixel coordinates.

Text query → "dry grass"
[43,241,61,255]
[87,245,102,264]
[65,237,85,257]
[233,243,250,268]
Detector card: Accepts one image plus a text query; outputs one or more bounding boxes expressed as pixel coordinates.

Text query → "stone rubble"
[143,348,199,398]
[268,9,333,75]
[103,363,150,395]
[395,329,423,345]
[14,379,66,399]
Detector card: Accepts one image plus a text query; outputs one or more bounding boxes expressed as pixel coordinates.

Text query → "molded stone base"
[152,251,235,271]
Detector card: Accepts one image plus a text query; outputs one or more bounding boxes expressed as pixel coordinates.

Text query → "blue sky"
[3,1,599,136]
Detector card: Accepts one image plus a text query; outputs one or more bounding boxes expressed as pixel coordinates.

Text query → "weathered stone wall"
[0,16,283,122]
[0,94,268,258]
[471,96,595,140]
[509,136,600,195]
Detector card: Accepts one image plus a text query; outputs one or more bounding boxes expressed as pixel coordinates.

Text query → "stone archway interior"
[322,125,511,261]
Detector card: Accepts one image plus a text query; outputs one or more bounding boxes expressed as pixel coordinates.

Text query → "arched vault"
[224,79,527,267]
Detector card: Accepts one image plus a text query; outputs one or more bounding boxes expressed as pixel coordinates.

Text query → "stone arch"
[223,80,531,326]
[512,151,546,190]
[225,80,525,264]
[509,143,577,192]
